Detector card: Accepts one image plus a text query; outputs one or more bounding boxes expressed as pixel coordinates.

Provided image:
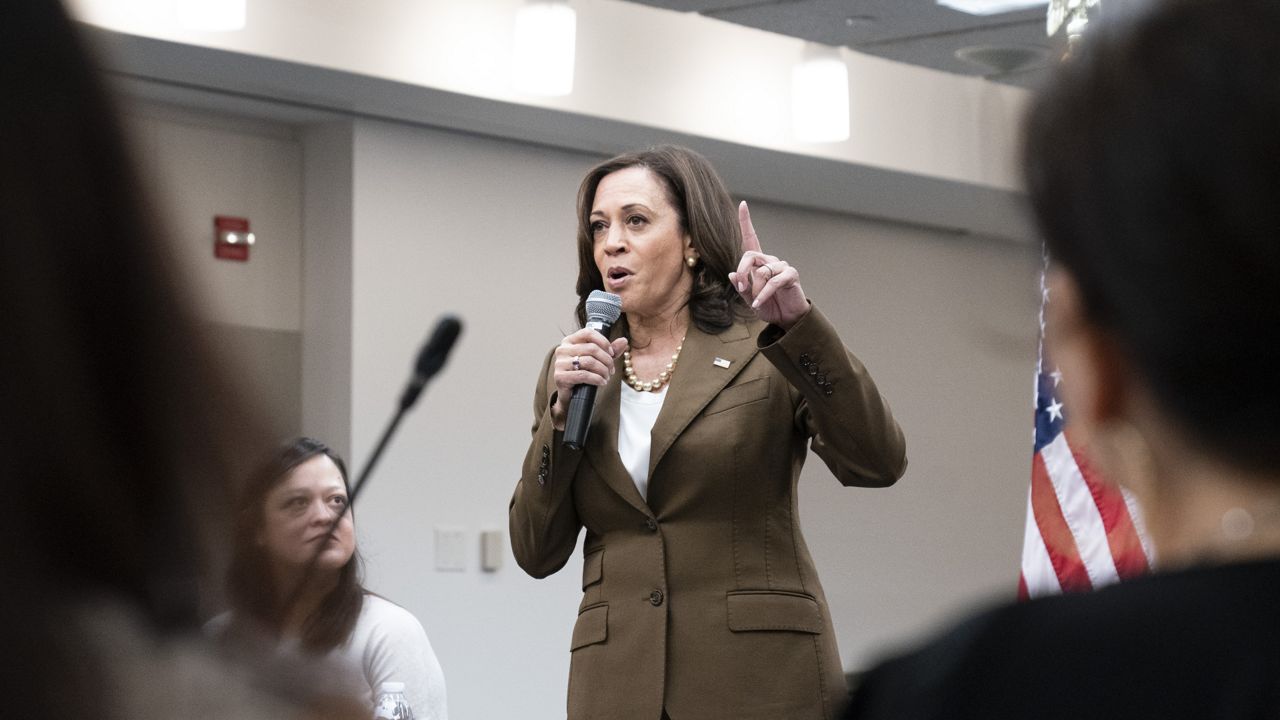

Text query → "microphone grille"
[585,290,622,325]
[415,315,463,378]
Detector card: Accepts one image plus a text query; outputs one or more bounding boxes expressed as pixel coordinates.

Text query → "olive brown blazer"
[510,305,907,720]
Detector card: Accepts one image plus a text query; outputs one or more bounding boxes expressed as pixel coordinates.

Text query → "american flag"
[1018,267,1153,599]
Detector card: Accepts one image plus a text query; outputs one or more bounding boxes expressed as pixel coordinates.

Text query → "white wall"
[117,73,1039,717]
[118,89,1040,720]
[88,0,1050,709]
[345,122,594,719]
[70,0,1029,191]
[338,119,1040,718]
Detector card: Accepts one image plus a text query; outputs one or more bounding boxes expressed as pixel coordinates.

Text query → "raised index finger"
[738,200,763,254]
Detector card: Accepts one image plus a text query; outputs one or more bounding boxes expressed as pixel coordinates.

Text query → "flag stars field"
[1046,399,1064,422]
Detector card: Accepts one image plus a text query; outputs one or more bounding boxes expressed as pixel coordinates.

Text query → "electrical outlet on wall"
[434,527,467,572]
[480,529,504,572]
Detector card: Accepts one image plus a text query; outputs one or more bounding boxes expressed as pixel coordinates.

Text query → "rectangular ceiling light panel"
[937,0,1047,14]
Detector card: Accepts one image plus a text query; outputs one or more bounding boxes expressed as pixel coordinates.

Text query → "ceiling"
[618,0,1059,88]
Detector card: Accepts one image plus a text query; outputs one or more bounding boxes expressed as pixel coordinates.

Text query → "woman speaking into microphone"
[509,145,907,720]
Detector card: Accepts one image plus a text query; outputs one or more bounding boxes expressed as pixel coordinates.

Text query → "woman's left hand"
[729,201,811,331]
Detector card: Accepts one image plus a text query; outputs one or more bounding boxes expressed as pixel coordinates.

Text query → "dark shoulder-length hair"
[226,437,366,653]
[574,145,750,333]
[1022,0,1280,472]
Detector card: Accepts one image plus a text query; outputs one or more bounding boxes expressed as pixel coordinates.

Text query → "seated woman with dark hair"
[216,437,448,719]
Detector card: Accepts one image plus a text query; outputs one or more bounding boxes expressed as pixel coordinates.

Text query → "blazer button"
[799,353,811,367]
[650,589,664,607]
[808,365,819,376]
[816,373,827,384]
[646,517,658,531]
[824,386,834,397]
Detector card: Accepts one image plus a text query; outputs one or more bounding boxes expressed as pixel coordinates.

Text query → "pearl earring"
[686,256,697,268]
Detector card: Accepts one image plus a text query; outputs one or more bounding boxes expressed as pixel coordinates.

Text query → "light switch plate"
[435,527,466,572]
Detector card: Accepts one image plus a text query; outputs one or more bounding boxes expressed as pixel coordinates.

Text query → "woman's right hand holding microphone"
[550,329,628,431]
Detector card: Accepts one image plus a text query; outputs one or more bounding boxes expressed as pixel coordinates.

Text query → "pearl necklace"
[623,337,685,393]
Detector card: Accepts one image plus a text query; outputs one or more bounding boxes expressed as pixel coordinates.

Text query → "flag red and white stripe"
[1019,268,1153,600]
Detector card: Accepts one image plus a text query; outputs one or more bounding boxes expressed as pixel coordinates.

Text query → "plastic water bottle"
[374,681,414,720]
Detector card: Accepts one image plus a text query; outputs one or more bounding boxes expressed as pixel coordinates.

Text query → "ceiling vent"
[954,44,1051,76]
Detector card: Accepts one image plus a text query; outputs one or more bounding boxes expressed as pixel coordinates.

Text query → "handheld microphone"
[563,291,622,450]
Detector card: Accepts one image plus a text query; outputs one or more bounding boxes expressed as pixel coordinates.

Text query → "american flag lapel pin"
[713,357,731,368]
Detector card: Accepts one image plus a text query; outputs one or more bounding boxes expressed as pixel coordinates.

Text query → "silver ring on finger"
[571,356,581,371]
[761,263,775,280]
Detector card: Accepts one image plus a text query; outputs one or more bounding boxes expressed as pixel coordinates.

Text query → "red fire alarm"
[214,215,255,261]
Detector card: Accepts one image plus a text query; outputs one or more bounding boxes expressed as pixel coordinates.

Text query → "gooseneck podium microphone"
[400,315,464,412]
[351,314,463,505]
[563,291,622,450]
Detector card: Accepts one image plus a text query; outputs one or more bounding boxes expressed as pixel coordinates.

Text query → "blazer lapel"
[583,329,651,516]
[647,320,759,480]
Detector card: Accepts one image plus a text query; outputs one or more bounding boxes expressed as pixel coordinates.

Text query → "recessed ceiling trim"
[619,0,1052,88]
[856,16,1042,49]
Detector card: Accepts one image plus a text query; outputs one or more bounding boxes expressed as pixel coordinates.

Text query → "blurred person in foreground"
[510,145,907,719]
[845,1,1280,717]
[215,437,448,719]
[0,2,363,718]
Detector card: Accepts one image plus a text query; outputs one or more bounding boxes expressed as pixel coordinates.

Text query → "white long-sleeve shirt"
[208,594,447,719]
[339,594,448,719]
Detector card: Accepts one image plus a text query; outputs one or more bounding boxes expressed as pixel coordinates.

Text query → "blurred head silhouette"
[1027,0,1280,564]
[0,1,276,716]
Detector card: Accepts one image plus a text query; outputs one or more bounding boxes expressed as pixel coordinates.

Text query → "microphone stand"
[347,405,405,509]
